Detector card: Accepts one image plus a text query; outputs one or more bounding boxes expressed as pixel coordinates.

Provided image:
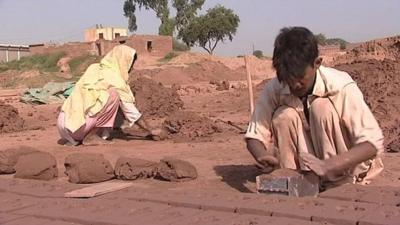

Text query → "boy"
[245,27,383,184]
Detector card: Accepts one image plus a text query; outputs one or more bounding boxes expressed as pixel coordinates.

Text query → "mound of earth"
[130,77,184,119]
[64,153,115,184]
[335,36,400,65]
[334,59,400,152]
[14,152,58,181]
[169,52,274,78]
[0,101,25,133]
[156,157,197,182]
[115,157,158,180]
[136,60,246,85]
[162,111,222,142]
[0,146,39,174]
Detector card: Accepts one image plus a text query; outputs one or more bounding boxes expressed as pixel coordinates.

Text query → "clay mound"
[163,111,222,142]
[64,153,115,184]
[169,52,274,78]
[0,101,25,133]
[115,157,158,180]
[335,35,400,65]
[334,59,400,152]
[130,77,184,119]
[137,60,245,86]
[0,146,39,174]
[156,157,197,182]
[14,152,58,181]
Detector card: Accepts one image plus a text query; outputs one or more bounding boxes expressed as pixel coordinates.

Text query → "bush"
[253,50,263,59]
[68,54,101,77]
[0,52,66,73]
[173,39,190,51]
[158,51,179,63]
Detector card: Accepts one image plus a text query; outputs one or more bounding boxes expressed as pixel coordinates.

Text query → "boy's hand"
[300,152,341,181]
[255,155,279,174]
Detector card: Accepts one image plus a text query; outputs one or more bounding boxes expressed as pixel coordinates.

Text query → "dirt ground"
[1,38,400,224]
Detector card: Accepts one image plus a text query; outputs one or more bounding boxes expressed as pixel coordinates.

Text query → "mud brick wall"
[29,35,172,58]
[29,42,96,57]
[101,35,173,57]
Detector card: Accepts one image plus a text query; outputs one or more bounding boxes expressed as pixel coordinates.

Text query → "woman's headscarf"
[62,45,137,132]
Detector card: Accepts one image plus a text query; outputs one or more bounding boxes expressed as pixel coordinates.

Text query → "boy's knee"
[310,98,335,121]
[272,106,299,129]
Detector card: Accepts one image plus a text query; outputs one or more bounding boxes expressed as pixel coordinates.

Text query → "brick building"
[84,25,128,42]
[29,34,172,58]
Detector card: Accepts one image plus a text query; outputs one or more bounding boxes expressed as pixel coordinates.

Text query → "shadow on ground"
[214,164,263,193]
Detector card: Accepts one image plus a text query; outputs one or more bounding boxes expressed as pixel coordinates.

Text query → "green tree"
[173,38,190,51]
[315,33,327,45]
[173,0,205,38]
[123,0,137,32]
[315,33,348,49]
[123,0,205,36]
[123,0,172,35]
[181,5,240,55]
[253,50,263,58]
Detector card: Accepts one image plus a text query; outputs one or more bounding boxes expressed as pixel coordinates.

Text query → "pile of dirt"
[0,101,25,133]
[115,157,158,180]
[136,60,247,85]
[14,152,58,181]
[162,111,222,142]
[334,59,400,152]
[130,77,184,119]
[168,52,275,78]
[64,153,115,184]
[334,36,400,65]
[210,80,230,91]
[0,146,39,174]
[156,157,197,182]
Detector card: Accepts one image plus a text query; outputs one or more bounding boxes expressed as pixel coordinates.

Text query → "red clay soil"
[0,101,25,133]
[334,36,400,64]
[130,77,184,119]
[162,111,222,142]
[334,59,400,152]
[135,60,247,85]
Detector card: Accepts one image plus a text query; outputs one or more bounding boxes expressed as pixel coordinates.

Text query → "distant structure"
[84,24,128,42]
[0,44,30,63]
[24,24,173,59]
[95,35,172,57]
[30,35,172,58]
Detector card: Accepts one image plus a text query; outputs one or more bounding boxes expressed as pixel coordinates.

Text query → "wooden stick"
[64,181,133,198]
[244,55,255,115]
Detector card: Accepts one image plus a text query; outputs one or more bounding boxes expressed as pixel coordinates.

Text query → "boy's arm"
[246,138,279,173]
[245,79,281,172]
[302,83,383,180]
[301,142,377,180]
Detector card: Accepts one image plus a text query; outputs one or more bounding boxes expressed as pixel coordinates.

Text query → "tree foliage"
[123,0,137,32]
[253,50,263,58]
[315,33,348,50]
[180,5,240,55]
[123,0,205,36]
[123,0,171,35]
[173,0,205,37]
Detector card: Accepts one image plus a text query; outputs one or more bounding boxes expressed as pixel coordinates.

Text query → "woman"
[57,45,160,146]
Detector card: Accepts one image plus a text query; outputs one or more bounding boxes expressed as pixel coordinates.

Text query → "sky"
[0,0,399,56]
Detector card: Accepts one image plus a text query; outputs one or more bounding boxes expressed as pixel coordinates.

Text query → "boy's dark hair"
[272,27,319,82]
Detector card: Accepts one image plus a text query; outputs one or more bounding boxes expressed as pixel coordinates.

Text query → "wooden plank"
[64,181,133,198]
[244,55,254,115]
